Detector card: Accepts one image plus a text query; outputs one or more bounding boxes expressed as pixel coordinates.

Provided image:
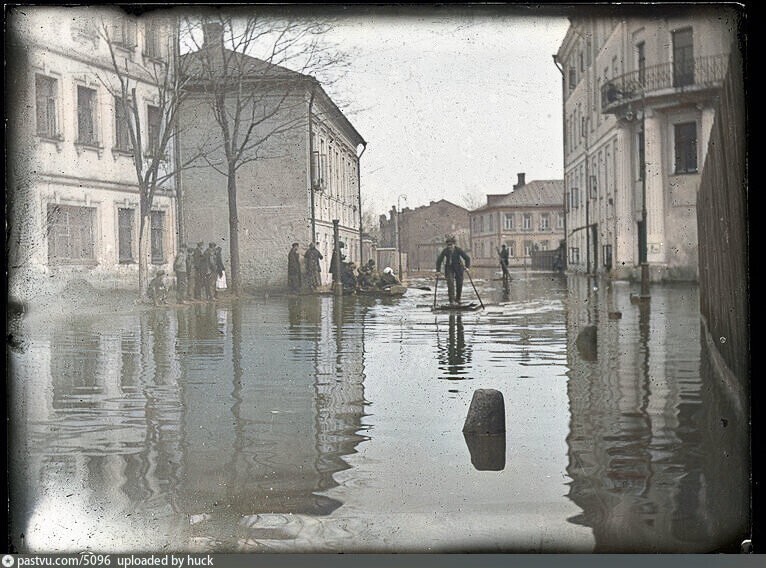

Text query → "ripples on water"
[8,272,749,552]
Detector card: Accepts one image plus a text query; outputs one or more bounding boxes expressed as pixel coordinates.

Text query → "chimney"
[203,22,224,46]
[514,173,526,190]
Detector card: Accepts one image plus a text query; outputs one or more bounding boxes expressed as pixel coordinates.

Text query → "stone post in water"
[463,389,505,434]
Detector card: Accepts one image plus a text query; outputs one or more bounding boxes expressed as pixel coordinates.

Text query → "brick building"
[379,200,470,272]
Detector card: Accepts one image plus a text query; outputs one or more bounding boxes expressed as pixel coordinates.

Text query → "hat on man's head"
[445,234,456,244]
[292,242,299,247]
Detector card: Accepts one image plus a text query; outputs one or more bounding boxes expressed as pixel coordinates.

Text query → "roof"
[471,180,564,212]
[181,47,365,147]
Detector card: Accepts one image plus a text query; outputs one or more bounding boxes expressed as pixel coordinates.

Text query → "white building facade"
[8,7,178,302]
[555,11,738,281]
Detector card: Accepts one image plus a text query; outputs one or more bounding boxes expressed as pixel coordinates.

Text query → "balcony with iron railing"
[601,54,728,114]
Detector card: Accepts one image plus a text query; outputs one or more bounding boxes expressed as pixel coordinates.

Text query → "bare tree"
[97,12,205,299]
[461,191,486,211]
[181,13,347,295]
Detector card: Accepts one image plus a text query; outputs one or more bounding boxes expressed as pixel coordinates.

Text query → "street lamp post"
[397,194,407,281]
[639,91,650,298]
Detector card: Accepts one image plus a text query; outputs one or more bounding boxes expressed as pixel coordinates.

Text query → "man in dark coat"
[287,242,302,293]
[436,235,471,305]
[498,244,510,283]
[329,241,345,283]
[185,243,195,300]
[202,242,217,300]
[192,242,206,299]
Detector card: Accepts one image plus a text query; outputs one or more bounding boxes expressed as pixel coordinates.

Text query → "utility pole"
[333,219,342,297]
[639,91,650,299]
[397,194,407,281]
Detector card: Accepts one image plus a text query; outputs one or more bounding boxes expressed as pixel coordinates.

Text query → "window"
[150,211,165,263]
[674,122,697,174]
[504,213,514,230]
[488,213,493,232]
[540,213,550,231]
[568,68,576,91]
[112,18,137,48]
[144,21,162,59]
[524,240,534,256]
[36,75,58,137]
[636,41,646,85]
[569,247,580,264]
[540,240,549,251]
[77,86,98,145]
[480,216,485,233]
[147,104,161,154]
[579,51,584,72]
[557,213,564,229]
[523,214,532,231]
[47,204,96,263]
[114,96,131,150]
[673,28,694,88]
[611,56,619,79]
[508,241,515,257]
[118,208,134,262]
[586,38,592,67]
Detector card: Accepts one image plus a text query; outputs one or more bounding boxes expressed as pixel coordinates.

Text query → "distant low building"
[379,200,470,272]
[469,174,565,268]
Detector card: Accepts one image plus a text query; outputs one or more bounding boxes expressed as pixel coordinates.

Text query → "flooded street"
[8,272,749,553]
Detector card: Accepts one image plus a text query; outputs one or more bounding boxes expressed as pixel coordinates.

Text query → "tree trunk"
[138,213,151,299]
[227,163,241,296]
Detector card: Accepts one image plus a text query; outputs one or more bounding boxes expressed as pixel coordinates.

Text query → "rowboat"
[355,284,407,297]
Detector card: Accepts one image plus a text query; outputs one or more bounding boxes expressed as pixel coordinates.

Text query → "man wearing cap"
[202,242,217,300]
[436,235,471,305]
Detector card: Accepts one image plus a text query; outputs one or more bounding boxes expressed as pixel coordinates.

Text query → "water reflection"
[437,314,472,379]
[564,276,749,552]
[13,297,368,551]
[8,272,749,553]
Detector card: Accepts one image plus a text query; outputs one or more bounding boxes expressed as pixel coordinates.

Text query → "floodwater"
[7,271,750,553]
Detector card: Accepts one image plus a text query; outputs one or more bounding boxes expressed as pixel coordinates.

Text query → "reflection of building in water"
[12,296,367,551]
[564,275,749,552]
[437,313,473,379]
[174,296,367,545]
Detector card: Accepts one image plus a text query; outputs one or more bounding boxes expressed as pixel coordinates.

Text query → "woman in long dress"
[304,243,323,290]
[287,242,302,292]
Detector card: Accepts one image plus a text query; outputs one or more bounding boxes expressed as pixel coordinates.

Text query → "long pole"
[639,91,650,298]
[465,268,484,310]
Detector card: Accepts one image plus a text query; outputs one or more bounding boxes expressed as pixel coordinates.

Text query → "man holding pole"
[436,235,471,305]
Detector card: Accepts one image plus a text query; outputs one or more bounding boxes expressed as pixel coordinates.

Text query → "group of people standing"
[287,242,400,294]
[170,242,226,304]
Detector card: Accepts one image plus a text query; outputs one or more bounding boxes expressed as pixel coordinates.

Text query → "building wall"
[399,200,470,271]
[8,7,178,301]
[558,10,739,281]
[470,206,565,268]
[697,47,747,385]
[179,83,362,289]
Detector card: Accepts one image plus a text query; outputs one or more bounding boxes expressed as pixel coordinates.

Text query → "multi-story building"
[555,10,738,280]
[178,23,365,290]
[379,200,470,272]
[7,7,178,302]
[469,174,565,268]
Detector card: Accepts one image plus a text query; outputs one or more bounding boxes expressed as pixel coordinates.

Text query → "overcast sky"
[316,8,571,219]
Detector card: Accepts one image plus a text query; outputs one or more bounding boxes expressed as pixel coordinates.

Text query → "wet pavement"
[7,271,750,553]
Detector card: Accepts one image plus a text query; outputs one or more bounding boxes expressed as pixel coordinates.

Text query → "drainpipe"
[173,16,184,248]
[308,82,317,243]
[553,54,567,271]
[357,142,367,263]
